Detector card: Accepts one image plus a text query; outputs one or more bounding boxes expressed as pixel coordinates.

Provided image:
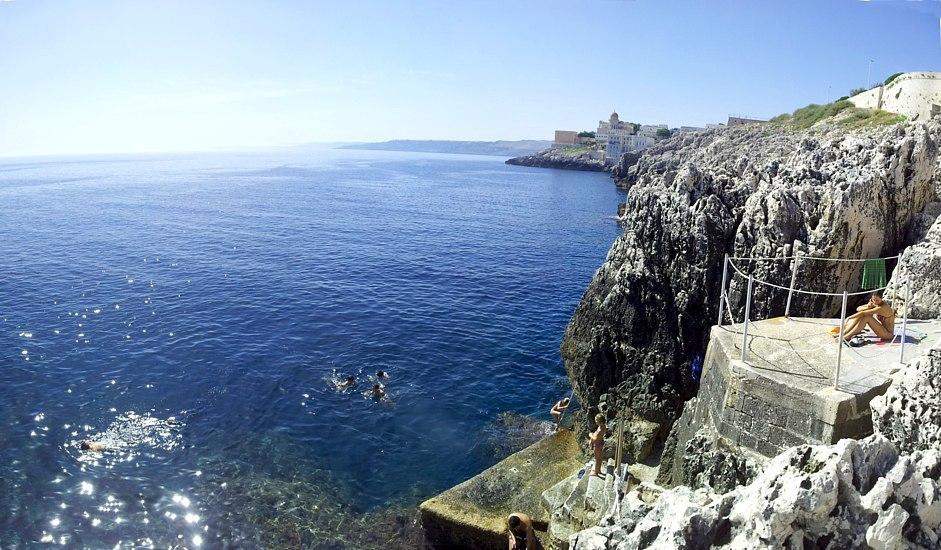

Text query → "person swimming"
[79,440,108,452]
[371,383,385,399]
[337,374,356,388]
[375,370,389,379]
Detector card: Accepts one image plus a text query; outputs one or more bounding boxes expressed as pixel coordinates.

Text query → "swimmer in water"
[337,375,356,388]
[371,383,386,399]
[80,441,108,452]
[376,370,389,379]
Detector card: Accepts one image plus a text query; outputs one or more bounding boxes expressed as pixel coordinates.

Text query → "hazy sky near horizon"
[2,0,941,157]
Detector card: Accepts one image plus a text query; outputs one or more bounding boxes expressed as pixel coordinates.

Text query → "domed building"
[596,110,654,165]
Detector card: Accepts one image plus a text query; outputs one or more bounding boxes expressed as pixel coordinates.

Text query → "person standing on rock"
[589,413,606,478]
[507,512,542,550]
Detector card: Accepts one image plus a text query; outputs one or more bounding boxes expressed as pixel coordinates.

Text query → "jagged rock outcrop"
[506,147,608,172]
[570,434,941,549]
[886,205,941,319]
[656,398,763,493]
[562,121,941,445]
[871,349,941,453]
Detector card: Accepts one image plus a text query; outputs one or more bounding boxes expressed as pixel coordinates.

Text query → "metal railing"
[716,253,912,390]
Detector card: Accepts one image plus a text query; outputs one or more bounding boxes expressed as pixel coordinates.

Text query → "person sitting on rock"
[550,397,570,430]
[836,291,896,343]
[507,512,542,550]
[589,413,607,478]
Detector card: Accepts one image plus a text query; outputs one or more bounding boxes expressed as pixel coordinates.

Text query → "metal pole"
[614,416,623,479]
[835,290,848,390]
[900,279,910,364]
[785,254,799,317]
[741,274,753,363]
[717,254,729,326]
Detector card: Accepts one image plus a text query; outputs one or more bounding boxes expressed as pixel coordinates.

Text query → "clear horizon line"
[0,137,556,161]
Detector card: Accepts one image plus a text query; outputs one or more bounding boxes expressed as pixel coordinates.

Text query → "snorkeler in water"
[79,440,108,452]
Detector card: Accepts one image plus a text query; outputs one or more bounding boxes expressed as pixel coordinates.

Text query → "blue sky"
[2,0,940,156]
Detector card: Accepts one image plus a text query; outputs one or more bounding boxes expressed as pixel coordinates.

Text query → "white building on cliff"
[596,111,654,164]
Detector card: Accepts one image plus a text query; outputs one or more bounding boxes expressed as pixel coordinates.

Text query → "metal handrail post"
[785,253,799,317]
[717,254,729,326]
[615,416,623,477]
[741,274,753,363]
[900,279,910,364]
[834,290,848,390]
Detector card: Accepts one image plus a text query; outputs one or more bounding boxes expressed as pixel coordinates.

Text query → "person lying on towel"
[831,291,896,343]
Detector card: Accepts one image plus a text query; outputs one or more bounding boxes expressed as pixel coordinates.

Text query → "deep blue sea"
[0,149,623,547]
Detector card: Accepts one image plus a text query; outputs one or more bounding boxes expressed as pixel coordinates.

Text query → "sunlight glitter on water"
[0,150,623,546]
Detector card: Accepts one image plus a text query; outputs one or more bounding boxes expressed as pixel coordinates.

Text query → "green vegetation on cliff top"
[770,100,905,130]
[884,72,903,86]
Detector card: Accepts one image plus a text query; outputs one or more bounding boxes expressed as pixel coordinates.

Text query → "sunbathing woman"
[840,291,896,342]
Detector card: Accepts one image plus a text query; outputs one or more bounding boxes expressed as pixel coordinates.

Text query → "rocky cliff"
[506,147,608,172]
[568,343,941,549]
[562,121,941,447]
[886,203,941,319]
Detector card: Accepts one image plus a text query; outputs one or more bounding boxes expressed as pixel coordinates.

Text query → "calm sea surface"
[0,148,623,547]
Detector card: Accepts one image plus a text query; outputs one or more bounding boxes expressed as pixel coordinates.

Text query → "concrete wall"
[849,85,883,110]
[849,72,941,121]
[687,326,887,458]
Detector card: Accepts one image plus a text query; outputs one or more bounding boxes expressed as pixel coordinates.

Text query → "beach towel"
[862,258,887,290]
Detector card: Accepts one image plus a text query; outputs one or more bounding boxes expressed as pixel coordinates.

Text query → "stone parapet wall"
[669,323,891,468]
[849,71,941,121]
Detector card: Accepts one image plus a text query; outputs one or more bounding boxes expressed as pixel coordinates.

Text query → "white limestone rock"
[886,210,941,319]
[569,434,941,549]
[866,503,908,550]
[871,349,941,452]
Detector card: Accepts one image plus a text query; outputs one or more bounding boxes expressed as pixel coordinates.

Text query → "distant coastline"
[339,139,551,157]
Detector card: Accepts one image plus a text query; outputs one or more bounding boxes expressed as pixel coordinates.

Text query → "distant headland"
[339,139,551,157]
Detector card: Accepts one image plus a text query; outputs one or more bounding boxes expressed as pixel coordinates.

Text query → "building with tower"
[597,111,653,164]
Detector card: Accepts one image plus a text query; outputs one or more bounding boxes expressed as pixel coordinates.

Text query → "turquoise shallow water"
[0,148,623,547]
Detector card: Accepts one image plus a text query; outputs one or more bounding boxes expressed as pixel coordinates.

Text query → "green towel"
[861,258,886,290]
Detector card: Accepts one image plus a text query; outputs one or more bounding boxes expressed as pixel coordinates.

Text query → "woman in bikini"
[839,291,896,343]
[589,413,606,478]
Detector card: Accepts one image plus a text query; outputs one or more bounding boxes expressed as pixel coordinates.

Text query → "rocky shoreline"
[506,147,608,172]
[563,120,939,449]
[556,117,941,548]
[421,114,941,549]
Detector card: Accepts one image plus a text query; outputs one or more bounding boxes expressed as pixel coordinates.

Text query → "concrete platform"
[697,317,941,457]
[419,429,583,549]
[729,317,940,394]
